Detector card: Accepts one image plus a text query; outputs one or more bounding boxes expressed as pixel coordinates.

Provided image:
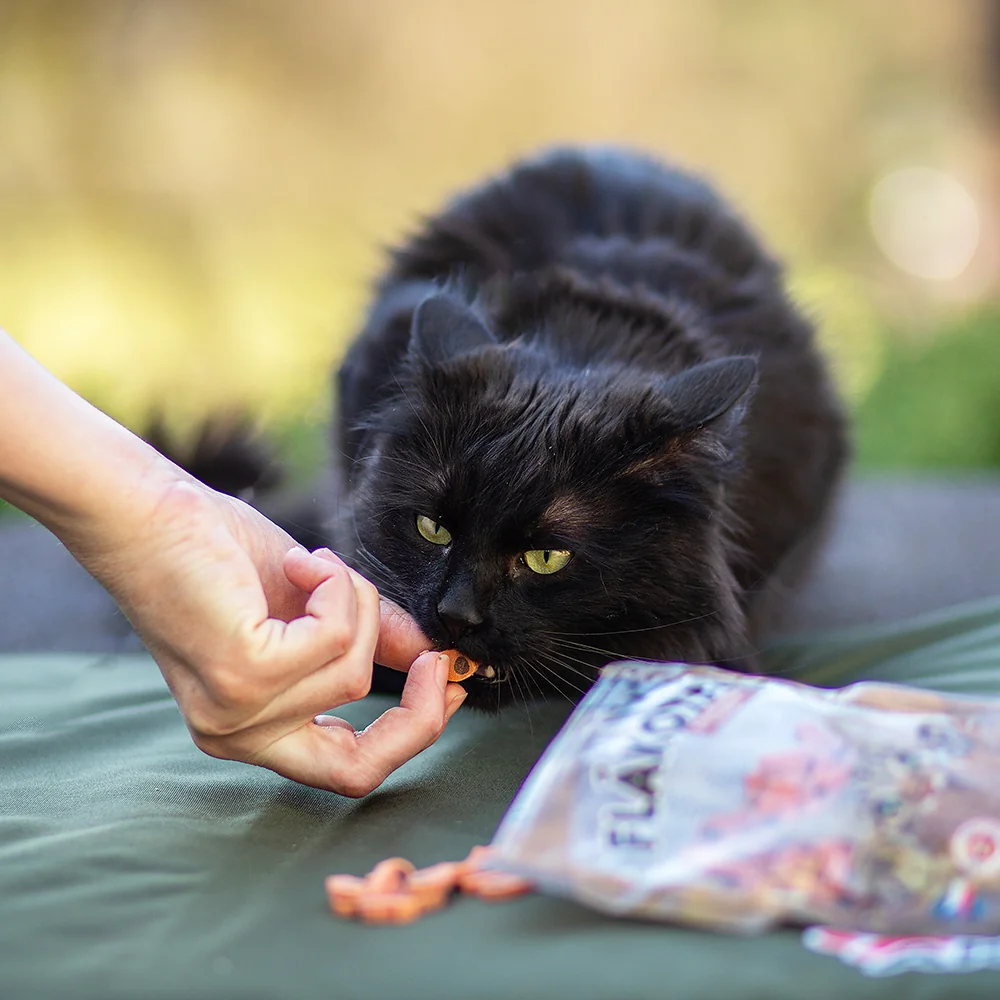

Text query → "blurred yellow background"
[1,0,997,464]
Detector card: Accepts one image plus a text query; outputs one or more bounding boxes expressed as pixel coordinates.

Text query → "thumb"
[375,599,433,672]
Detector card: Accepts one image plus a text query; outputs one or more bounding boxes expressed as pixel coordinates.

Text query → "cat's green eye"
[523,548,572,575]
[416,514,452,546]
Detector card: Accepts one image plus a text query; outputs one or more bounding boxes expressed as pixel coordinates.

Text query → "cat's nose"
[436,596,484,642]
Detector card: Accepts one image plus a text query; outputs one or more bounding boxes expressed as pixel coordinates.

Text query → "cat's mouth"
[461,660,504,686]
[441,648,504,685]
[478,663,500,684]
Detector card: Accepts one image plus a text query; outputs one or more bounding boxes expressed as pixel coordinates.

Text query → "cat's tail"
[143,413,284,500]
[143,414,332,550]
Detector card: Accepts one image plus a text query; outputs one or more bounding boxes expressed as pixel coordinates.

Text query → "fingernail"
[287,545,308,558]
[407,649,445,678]
[312,547,336,560]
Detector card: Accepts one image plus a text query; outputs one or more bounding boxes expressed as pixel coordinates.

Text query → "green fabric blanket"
[4,597,1000,1000]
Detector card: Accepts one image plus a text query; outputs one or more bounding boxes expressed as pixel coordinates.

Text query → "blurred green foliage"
[854,310,1000,470]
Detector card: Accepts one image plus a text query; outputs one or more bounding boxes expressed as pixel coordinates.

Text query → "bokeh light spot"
[869,167,980,282]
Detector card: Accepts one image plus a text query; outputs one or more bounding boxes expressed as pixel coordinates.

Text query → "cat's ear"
[658,356,758,434]
[410,294,495,366]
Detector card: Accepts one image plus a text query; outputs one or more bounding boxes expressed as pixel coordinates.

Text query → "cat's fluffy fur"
[334,147,848,710]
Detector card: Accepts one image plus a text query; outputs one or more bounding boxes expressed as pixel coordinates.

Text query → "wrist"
[0,331,195,555]
[3,425,192,555]
[51,440,196,559]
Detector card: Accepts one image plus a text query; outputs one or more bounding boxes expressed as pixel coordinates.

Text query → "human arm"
[0,330,466,794]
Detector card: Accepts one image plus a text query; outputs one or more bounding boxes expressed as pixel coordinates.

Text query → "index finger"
[247,548,362,684]
[373,599,432,672]
[310,553,430,673]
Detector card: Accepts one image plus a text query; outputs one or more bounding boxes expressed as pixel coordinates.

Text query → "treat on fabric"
[324,875,366,919]
[325,846,534,925]
[366,857,415,893]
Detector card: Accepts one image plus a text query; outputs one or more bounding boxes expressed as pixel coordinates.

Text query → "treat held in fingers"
[441,649,481,683]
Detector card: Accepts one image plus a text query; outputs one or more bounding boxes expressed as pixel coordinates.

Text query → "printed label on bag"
[803,926,1000,977]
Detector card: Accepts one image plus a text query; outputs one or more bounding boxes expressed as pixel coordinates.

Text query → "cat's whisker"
[547,664,599,687]
[540,607,721,639]
[353,532,389,565]
[537,648,601,683]
[349,510,394,574]
[554,633,764,673]
[345,549,407,605]
[353,545,394,581]
[373,587,408,606]
[555,633,766,673]
[539,668,589,705]
[548,637,618,659]
[356,575,407,606]
[348,544,390,578]
[319,545,354,561]
[345,511,409,606]
[388,370,449,471]
[549,638,658,666]
[521,656,547,709]
[379,453,442,475]
[548,659,593,700]
[389,371,432,443]
[529,658,580,706]
[508,660,536,740]
[531,653,593,701]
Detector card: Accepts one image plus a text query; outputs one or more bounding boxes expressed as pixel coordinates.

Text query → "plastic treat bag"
[490,663,1000,934]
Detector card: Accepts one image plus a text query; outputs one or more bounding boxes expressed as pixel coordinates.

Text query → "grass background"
[855,308,1000,471]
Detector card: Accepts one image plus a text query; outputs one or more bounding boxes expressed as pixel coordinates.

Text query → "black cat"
[331,147,849,710]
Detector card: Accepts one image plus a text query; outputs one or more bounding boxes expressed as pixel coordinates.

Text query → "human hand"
[75,479,467,795]
[0,333,467,792]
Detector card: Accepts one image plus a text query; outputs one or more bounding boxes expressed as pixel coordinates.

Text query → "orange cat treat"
[325,847,535,924]
[366,857,415,893]
[324,874,366,918]
[408,862,464,910]
[441,650,481,683]
[356,890,424,925]
[456,846,534,900]
[458,867,535,900]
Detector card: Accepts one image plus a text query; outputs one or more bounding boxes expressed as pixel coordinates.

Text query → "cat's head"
[345,293,757,710]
